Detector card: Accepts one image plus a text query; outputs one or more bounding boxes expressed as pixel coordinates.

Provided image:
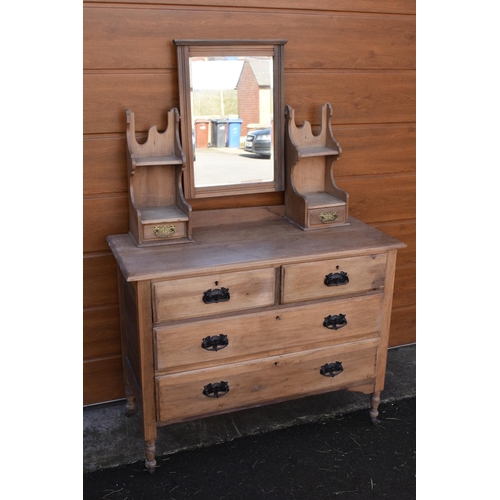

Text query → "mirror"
[174,40,286,199]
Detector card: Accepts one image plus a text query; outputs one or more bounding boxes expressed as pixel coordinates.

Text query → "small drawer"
[156,339,378,424]
[152,267,276,323]
[143,222,187,242]
[281,253,387,304]
[154,293,383,373]
[308,206,347,227]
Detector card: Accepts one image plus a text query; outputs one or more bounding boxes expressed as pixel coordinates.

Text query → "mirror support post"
[273,42,285,193]
[176,44,195,199]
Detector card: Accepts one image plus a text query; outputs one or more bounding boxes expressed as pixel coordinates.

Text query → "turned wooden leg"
[145,439,157,474]
[125,386,137,417]
[369,392,381,426]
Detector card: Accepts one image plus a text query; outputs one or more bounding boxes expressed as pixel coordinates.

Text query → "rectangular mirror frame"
[174,39,287,200]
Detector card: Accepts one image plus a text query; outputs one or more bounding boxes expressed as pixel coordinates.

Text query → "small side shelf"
[284,103,348,230]
[133,156,183,167]
[298,147,340,158]
[126,108,193,246]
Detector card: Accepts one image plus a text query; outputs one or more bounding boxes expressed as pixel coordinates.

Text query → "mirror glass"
[174,40,286,199]
[190,56,273,188]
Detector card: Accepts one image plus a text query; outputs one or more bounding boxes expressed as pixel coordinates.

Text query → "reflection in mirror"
[190,56,274,188]
[174,40,286,200]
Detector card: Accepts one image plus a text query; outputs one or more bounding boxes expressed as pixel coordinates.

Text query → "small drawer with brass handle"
[143,222,187,241]
[309,206,346,227]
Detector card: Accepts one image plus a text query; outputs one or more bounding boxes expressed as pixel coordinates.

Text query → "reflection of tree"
[192,89,238,117]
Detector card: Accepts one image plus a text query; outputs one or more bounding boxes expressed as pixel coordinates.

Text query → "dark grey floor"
[83,344,415,474]
[84,396,416,499]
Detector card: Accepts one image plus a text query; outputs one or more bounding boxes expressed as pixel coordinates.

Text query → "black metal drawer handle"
[323,314,347,330]
[201,334,229,351]
[202,381,230,398]
[324,271,349,287]
[320,361,343,377]
[203,287,230,304]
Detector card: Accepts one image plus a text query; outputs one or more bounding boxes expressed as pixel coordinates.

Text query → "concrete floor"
[83,344,416,473]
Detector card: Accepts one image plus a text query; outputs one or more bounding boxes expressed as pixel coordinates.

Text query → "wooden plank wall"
[83,0,416,405]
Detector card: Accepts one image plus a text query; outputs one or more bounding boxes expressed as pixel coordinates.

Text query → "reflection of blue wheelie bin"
[211,119,227,148]
[226,118,243,148]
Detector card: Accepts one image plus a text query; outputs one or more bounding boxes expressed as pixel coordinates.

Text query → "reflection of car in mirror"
[244,128,271,158]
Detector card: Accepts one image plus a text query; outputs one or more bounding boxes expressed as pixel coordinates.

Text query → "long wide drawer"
[154,293,383,373]
[156,340,378,424]
[152,267,276,322]
[281,253,387,304]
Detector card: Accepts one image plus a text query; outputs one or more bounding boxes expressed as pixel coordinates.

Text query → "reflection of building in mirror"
[189,56,274,189]
[190,56,273,149]
[236,58,273,138]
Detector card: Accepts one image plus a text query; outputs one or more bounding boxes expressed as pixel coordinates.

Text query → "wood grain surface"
[83,1,415,405]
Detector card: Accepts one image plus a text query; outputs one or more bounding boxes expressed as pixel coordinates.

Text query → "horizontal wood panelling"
[285,71,415,125]
[392,265,416,309]
[339,174,415,223]
[372,220,415,267]
[83,254,118,308]
[84,71,414,135]
[84,1,416,15]
[84,356,125,405]
[84,135,128,195]
[83,306,122,360]
[84,195,129,253]
[84,7,415,70]
[332,124,415,177]
[84,72,179,135]
[389,305,416,347]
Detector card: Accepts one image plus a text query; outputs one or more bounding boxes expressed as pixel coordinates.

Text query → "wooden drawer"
[308,206,347,227]
[281,253,387,304]
[156,339,378,424]
[143,222,187,242]
[152,267,276,323]
[154,293,383,373]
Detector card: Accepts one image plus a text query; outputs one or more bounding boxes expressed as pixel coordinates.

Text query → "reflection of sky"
[190,60,244,90]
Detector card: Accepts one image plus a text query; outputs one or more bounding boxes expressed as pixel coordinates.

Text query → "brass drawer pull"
[324,271,349,287]
[153,225,176,238]
[320,361,343,377]
[203,287,230,304]
[202,381,230,398]
[201,334,229,351]
[323,314,347,330]
[319,211,338,223]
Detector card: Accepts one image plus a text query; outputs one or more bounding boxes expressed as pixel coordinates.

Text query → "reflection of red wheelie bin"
[194,119,210,149]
